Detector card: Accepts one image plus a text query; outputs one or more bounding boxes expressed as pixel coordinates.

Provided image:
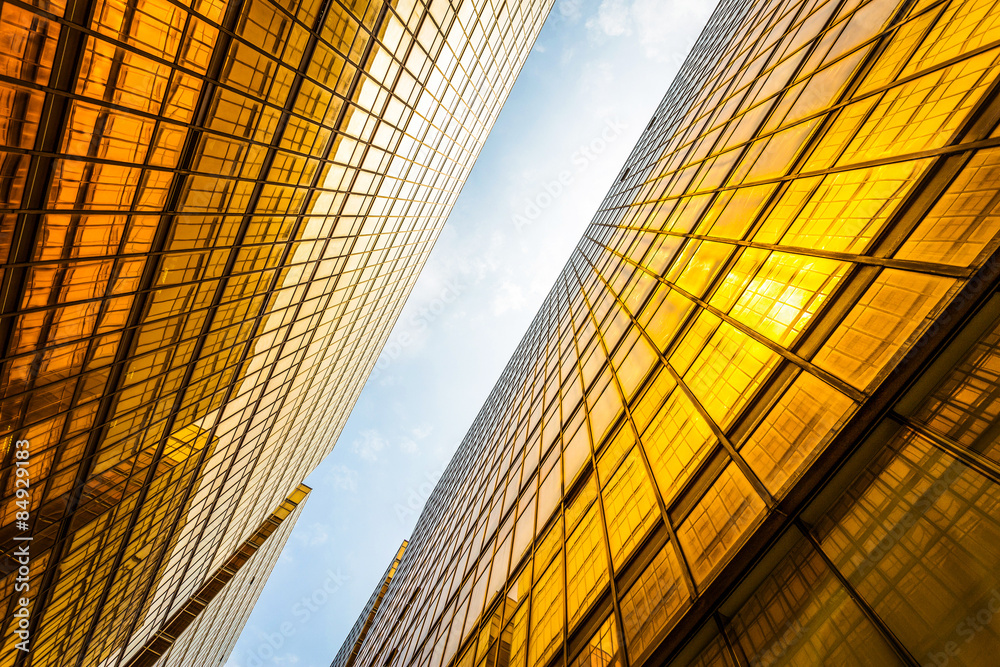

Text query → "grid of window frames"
[0,0,553,660]
[143,484,308,667]
[332,541,409,667]
[341,0,1000,666]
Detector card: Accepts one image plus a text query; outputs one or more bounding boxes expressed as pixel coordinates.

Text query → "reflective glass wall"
[340,0,1000,666]
[0,0,553,660]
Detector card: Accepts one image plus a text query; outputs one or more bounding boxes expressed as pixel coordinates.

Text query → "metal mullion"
[662,0,788,170]
[0,0,98,373]
[797,520,922,667]
[3,2,203,514]
[587,222,973,279]
[66,0,366,657]
[596,132,1000,219]
[626,0,953,198]
[0,9,354,145]
[564,262,700,602]
[119,486,308,667]
[714,611,748,667]
[574,249,777,514]
[560,277,630,667]
[601,8,987,215]
[866,63,1000,263]
[586,234,868,405]
[0,0,128,650]
[622,20,775,212]
[15,0,148,422]
[666,0,841,224]
[104,1,397,647]
[890,412,1000,485]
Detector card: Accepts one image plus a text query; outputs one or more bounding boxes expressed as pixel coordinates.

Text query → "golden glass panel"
[913,317,1000,464]
[685,321,779,429]
[570,614,620,667]
[729,251,848,346]
[896,146,1000,267]
[677,463,765,584]
[643,386,716,506]
[566,504,607,629]
[817,434,1000,665]
[602,447,658,570]
[813,269,954,390]
[729,537,905,667]
[528,555,563,667]
[619,541,688,660]
[741,371,855,496]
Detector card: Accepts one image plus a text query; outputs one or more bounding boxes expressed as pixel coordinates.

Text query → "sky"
[228,0,714,665]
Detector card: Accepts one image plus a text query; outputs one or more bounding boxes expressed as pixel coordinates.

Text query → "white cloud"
[400,438,419,454]
[632,0,713,62]
[492,280,526,315]
[350,429,386,461]
[327,464,358,492]
[295,522,329,546]
[586,0,713,62]
[586,0,630,39]
[558,0,583,20]
[412,425,433,440]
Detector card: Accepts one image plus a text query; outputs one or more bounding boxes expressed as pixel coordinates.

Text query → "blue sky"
[228,0,714,664]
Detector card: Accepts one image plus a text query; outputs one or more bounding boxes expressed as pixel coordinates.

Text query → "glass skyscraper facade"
[338,0,1000,667]
[332,541,408,667]
[0,0,553,660]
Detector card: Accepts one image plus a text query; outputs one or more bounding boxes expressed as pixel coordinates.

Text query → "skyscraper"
[337,0,1000,666]
[332,541,408,667]
[0,0,554,661]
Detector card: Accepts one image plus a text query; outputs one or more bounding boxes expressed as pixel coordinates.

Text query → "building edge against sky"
[0,0,555,661]
[332,541,409,667]
[336,0,1000,666]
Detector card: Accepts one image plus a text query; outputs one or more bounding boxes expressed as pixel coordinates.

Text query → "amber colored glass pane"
[912,316,1000,465]
[678,463,765,584]
[817,433,1000,666]
[896,147,1000,267]
[728,252,848,346]
[643,387,716,506]
[813,269,954,390]
[780,161,929,254]
[685,322,779,429]
[570,614,621,667]
[729,537,905,667]
[742,371,856,497]
[566,504,608,629]
[602,448,659,569]
[620,541,688,660]
[528,555,564,667]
